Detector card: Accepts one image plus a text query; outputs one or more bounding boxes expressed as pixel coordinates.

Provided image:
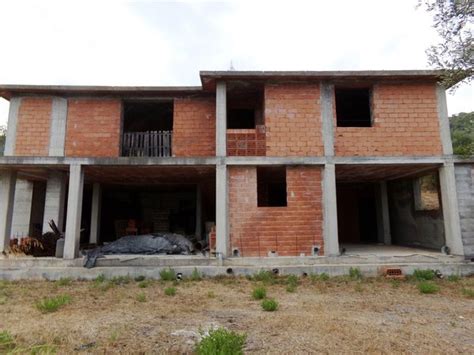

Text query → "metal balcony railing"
[122,131,172,157]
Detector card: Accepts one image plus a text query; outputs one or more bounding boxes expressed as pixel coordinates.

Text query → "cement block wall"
[455,164,474,257]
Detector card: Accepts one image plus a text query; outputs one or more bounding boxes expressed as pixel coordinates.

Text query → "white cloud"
[0,0,472,127]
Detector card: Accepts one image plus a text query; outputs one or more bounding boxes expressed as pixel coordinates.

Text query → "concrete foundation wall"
[455,164,474,257]
[388,179,444,250]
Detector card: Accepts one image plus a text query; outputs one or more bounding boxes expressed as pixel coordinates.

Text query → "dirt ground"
[1,273,473,354]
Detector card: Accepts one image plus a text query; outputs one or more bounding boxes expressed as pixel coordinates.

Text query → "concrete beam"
[0,170,16,252]
[48,98,68,157]
[64,165,84,259]
[439,162,464,255]
[321,82,335,156]
[42,172,67,233]
[436,85,454,155]
[215,164,228,256]
[216,81,227,157]
[322,164,339,256]
[4,97,21,156]
[89,183,101,244]
[11,179,34,238]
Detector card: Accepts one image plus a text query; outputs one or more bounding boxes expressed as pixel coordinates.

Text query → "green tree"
[420,0,473,89]
[450,111,474,155]
[0,125,6,157]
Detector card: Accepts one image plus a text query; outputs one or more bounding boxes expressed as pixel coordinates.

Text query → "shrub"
[57,277,72,286]
[261,298,278,312]
[286,275,298,286]
[418,281,440,294]
[138,280,152,288]
[252,270,276,284]
[36,295,71,313]
[251,286,266,300]
[160,268,176,281]
[110,276,131,285]
[462,288,474,299]
[0,330,15,351]
[190,268,203,281]
[136,292,147,302]
[349,267,362,280]
[195,328,246,355]
[447,274,461,282]
[95,274,106,283]
[413,269,435,281]
[164,287,176,296]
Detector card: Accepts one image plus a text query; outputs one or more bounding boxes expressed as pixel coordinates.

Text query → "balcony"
[122,131,172,157]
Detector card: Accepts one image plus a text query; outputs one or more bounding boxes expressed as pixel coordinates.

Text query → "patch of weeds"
[27,343,57,354]
[190,268,203,281]
[252,270,276,284]
[413,269,435,281]
[286,274,299,292]
[462,288,474,299]
[56,277,72,287]
[134,275,146,282]
[195,327,246,355]
[164,287,176,296]
[138,280,152,288]
[94,274,106,283]
[390,279,401,288]
[354,283,364,292]
[349,267,363,280]
[447,274,461,282]
[160,268,176,281]
[136,292,147,303]
[261,298,278,312]
[110,276,131,286]
[310,273,330,282]
[286,284,297,293]
[35,295,71,313]
[0,330,15,351]
[109,329,120,342]
[207,291,216,299]
[418,281,440,294]
[252,286,266,300]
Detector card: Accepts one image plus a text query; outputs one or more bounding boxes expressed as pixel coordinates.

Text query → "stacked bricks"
[335,84,443,156]
[173,97,215,157]
[65,99,121,157]
[228,166,323,256]
[227,125,266,156]
[264,83,324,157]
[15,98,52,156]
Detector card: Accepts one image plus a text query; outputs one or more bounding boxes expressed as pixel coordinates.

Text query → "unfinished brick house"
[0,70,473,271]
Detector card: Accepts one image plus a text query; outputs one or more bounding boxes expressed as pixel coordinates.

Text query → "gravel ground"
[0,273,473,354]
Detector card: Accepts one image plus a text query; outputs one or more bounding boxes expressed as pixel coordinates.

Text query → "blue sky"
[0,0,472,126]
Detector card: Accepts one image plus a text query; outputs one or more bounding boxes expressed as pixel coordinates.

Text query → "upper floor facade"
[0,70,452,160]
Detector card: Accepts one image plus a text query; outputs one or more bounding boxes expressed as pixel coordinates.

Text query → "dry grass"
[0,275,473,353]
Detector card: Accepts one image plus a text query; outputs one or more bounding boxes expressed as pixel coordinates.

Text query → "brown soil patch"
[1,275,473,353]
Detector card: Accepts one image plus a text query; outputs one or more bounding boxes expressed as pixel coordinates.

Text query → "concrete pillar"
[48,97,68,156]
[0,170,16,252]
[436,85,454,155]
[439,162,464,255]
[321,82,335,157]
[322,164,339,256]
[11,179,34,238]
[216,81,227,157]
[42,172,67,234]
[376,181,391,245]
[195,184,202,238]
[216,164,228,256]
[64,165,84,259]
[89,183,101,244]
[4,97,21,156]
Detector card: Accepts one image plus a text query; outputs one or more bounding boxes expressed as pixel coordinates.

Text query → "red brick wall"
[173,97,215,157]
[335,83,442,156]
[227,126,266,156]
[65,99,121,157]
[264,83,323,157]
[15,98,52,156]
[229,166,323,256]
